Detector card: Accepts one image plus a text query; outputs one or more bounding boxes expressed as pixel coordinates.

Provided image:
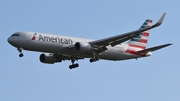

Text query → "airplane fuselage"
[8,31,150,61]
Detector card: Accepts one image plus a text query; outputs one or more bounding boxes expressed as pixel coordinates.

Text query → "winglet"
[153,13,166,27]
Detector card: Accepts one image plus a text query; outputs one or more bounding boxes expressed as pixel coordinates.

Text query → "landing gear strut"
[17,48,24,57]
[69,59,79,69]
[89,51,99,63]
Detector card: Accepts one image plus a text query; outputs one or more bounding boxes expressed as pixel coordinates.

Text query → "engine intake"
[40,53,61,64]
[74,42,91,53]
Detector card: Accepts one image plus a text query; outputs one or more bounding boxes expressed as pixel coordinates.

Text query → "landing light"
[146,52,152,56]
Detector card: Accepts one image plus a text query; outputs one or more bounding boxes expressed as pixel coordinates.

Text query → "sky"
[0,0,179,101]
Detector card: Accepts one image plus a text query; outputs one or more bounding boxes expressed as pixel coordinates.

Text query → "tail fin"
[128,19,152,50]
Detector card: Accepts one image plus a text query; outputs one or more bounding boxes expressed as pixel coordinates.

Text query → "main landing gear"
[89,51,99,63]
[69,59,79,69]
[17,48,24,57]
[89,57,99,63]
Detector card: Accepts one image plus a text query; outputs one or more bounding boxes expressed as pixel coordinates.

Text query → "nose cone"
[7,36,18,47]
[7,37,12,44]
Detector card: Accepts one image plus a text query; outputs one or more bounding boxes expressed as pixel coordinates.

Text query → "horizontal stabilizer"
[137,43,172,53]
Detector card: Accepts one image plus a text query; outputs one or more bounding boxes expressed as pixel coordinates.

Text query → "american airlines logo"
[31,33,37,40]
[38,34,73,45]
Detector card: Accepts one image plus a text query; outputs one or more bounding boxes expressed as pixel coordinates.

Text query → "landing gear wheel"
[75,63,79,67]
[19,53,24,57]
[90,59,94,63]
[69,63,79,69]
[69,58,79,69]
[89,58,99,63]
[69,65,73,69]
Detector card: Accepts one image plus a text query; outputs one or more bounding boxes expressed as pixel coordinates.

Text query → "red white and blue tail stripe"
[127,19,152,50]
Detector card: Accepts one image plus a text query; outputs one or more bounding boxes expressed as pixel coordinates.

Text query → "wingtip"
[164,43,173,47]
[153,13,166,27]
[167,43,173,46]
[159,12,166,23]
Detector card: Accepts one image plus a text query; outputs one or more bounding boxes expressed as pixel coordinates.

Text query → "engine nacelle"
[74,42,91,53]
[39,53,61,64]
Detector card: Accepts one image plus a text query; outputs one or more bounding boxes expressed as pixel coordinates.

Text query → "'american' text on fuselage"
[39,34,73,44]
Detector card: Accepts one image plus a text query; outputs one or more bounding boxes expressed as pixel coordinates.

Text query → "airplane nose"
[7,37,17,45]
[7,37,12,44]
[7,33,21,47]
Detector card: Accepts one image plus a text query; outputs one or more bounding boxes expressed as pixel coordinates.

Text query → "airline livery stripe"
[128,41,146,46]
[128,47,144,51]
[140,25,151,29]
[142,32,149,37]
[125,49,146,56]
[133,36,142,38]
[131,38,140,42]
[141,25,147,28]
[139,39,148,43]
[148,20,153,23]
[141,36,148,40]
[148,23,152,26]
[129,44,146,49]
[131,38,147,43]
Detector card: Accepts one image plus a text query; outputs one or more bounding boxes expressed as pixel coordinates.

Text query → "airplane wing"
[89,13,166,50]
[137,43,172,53]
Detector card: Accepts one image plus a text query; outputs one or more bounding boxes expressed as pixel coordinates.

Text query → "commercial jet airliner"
[7,13,172,69]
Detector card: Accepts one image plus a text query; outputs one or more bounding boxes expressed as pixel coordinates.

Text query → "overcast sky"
[1,0,179,101]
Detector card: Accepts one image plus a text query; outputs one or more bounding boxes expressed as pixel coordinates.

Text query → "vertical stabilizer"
[128,19,152,50]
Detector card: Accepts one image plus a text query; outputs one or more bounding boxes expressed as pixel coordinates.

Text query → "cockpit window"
[11,34,20,36]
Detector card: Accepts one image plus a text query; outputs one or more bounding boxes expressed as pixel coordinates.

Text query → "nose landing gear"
[19,53,24,57]
[17,48,24,57]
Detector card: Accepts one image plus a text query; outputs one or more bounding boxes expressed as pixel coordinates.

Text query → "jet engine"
[74,42,92,53]
[39,53,61,64]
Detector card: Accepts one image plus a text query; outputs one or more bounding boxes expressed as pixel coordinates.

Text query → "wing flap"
[137,43,172,53]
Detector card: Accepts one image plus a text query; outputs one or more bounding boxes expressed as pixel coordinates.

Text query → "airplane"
[7,13,172,69]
